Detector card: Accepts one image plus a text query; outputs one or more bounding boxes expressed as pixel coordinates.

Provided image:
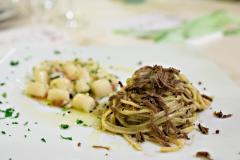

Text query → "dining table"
[0,0,239,86]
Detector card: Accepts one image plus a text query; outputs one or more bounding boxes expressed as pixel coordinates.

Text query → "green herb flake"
[76,119,88,127]
[4,108,15,118]
[23,121,29,126]
[0,83,5,86]
[60,124,69,129]
[76,119,83,125]
[2,92,7,98]
[50,75,60,80]
[24,135,27,138]
[27,128,31,132]
[90,69,98,74]
[13,112,20,119]
[122,0,146,4]
[12,122,18,124]
[10,60,19,66]
[46,100,52,106]
[41,138,46,143]
[74,58,80,63]
[82,124,88,127]
[1,131,6,135]
[54,50,61,55]
[62,108,69,112]
[60,135,72,141]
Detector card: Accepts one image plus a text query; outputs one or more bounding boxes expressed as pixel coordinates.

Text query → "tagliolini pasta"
[25,59,118,112]
[101,65,212,152]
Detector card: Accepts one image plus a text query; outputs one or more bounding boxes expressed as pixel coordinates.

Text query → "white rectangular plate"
[0,45,240,160]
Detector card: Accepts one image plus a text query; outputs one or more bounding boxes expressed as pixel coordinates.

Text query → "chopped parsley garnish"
[50,75,60,80]
[0,83,5,86]
[41,138,46,143]
[137,61,142,66]
[1,131,6,135]
[90,69,98,74]
[74,58,80,63]
[62,108,69,112]
[76,119,83,125]
[13,112,20,119]
[76,119,88,127]
[12,122,18,124]
[60,124,69,129]
[4,108,15,118]
[24,135,27,138]
[2,92,7,98]
[46,100,52,106]
[23,121,29,126]
[60,135,72,141]
[122,0,146,4]
[10,60,19,66]
[54,50,61,55]
[27,128,31,131]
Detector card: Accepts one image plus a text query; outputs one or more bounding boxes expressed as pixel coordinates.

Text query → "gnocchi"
[47,88,70,106]
[63,62,80,80]
[72,94,95,112]
[26,59,118,112]
[75,79,90,93]
[33,69,48,83]
[26,82,48,98]
[50,77,73,92]
[91,79,113,98]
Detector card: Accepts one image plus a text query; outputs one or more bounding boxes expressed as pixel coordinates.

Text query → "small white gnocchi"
[26,59,118,111]
[79,67,91,83]
[47,88,70,106]
[33,69,48,84]
[91,79,113,98]
[26,82,48,98]
[72,94,95,112]
[50,77,73,92]
[75,79,90,93]
[63,62,79,80]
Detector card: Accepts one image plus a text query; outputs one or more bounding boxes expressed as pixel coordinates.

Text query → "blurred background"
[0,0,240,84]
